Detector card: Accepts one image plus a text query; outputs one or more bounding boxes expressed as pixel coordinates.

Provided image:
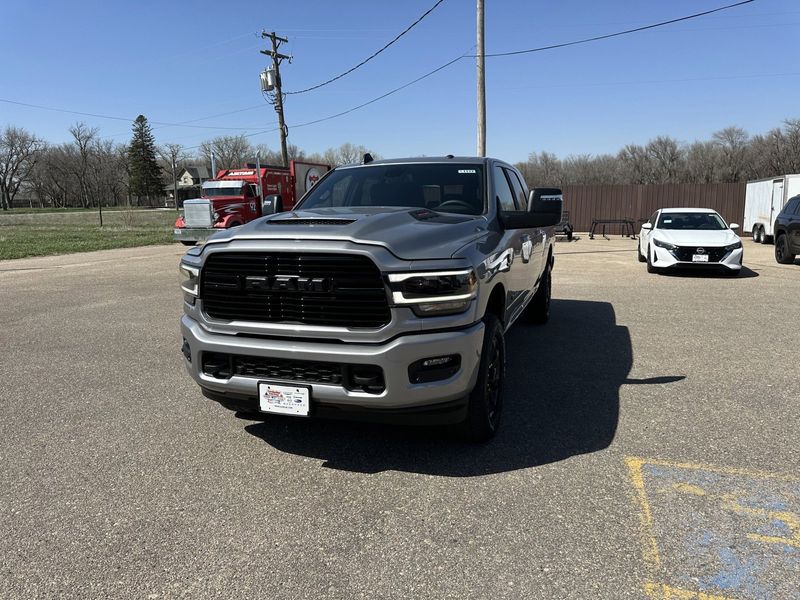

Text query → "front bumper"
[651,246,743,270]
[173,227,219,243]
[181,315,484,423]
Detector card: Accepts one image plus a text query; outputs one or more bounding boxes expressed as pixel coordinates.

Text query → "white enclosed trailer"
[744,174,800,243]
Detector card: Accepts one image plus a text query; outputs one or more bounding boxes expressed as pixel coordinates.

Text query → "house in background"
[166,166,213,207]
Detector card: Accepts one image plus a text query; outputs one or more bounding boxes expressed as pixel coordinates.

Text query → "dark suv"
[774,195,800,264]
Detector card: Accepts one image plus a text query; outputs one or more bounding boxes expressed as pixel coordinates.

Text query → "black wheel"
[637,241,646,262]
[180,240,196,246]
[759,227,770,244]
[460,314,505,442]
[646,245,659,274]
[775,234,796,264]
[526,261,551,324]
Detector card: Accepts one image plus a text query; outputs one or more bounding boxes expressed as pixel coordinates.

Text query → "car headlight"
[388,270,477,316]
[653,238,678,251]
[179,262,200,302]
[724,241,743,251]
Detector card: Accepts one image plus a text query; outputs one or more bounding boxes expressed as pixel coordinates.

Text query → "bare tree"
[68,122,99,208]
[0,126,44,210]
[712,126,749,182]
[646,136,684,183]
[199,135,253,170]
[686,141,720,183]
[159,143,187,207]
[618,144,653,184]
[318,143,380,167]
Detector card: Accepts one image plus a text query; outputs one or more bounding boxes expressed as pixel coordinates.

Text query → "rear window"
[296,163,485,215]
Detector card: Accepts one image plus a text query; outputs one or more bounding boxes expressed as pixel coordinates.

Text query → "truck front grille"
[201,351,386,393]
[201,252,391,328]
[183,200,213,227]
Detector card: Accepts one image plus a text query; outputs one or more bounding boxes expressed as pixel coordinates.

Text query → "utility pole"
[260,30,291,167]
[476,0,486,157]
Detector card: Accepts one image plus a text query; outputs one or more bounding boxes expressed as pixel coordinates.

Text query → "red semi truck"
[173,160,330,245]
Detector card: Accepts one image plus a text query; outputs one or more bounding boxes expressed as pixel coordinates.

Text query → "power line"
[475,0,756,58]
[284,0,447,95]
[0,97,266,131]
[289,53,468,129]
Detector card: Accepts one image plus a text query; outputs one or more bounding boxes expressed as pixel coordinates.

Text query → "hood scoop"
[268,218,356,226]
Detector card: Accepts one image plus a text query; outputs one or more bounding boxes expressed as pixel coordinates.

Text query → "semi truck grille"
[183,200,213,227]
[201,252,391,328]
[672,246,728,262]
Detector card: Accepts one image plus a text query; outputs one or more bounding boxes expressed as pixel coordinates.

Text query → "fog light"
[409,354,461,384]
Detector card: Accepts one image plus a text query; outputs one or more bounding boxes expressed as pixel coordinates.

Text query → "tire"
[775,234,796,264]
[752,227,761,244]
[637,241,646,262]
[460,314,505,442]
[180,240,196,246]
[526,261,551,325]
[646,245,659,274]
[759,227,769,245]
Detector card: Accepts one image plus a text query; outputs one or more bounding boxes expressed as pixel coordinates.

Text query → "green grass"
[3,206,176,214]
[0,224,175,260]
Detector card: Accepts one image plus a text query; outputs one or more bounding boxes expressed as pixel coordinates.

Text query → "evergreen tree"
[128,115,163,200]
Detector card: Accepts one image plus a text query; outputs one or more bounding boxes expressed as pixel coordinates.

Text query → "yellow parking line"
[625,457,662,567]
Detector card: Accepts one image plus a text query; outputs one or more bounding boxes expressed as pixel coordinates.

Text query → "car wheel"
[646,245,660,274]
[526,262,551,325]
[752,227,762,243]
[775,234,796,264]
[460,314,505,442]
[637,242,646,262]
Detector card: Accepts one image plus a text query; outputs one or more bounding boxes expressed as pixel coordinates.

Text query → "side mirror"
[501,188,563,229]
[262,194,282,215]
[729,223,740,231]
[641,223,653,230]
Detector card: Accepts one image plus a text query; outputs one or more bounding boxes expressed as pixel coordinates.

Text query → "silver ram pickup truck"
[179,156,562,441]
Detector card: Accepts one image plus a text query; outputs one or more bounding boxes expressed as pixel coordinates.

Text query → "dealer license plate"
[258,382,310,416]
[692,254,709,262]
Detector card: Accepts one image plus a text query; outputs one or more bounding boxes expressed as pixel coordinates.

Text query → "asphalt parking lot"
[1,237,798,600]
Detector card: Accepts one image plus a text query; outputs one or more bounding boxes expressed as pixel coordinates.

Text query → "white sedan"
[638,208,743,275]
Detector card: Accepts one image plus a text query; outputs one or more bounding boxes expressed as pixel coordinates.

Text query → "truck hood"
[205,207,489,260]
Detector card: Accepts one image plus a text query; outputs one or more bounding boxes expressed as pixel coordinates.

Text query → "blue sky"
[1,0,798,163]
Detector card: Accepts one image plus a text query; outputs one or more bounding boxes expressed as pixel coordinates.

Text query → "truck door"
[492,165,529,316]
[771,180,784,234]
[504,167,544,289]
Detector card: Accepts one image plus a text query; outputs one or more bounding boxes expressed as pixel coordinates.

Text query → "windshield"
[203,187,243,197]
[296,163,485,215]
[657,212,727,230]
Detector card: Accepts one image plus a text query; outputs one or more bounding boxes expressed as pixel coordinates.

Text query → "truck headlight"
[388,270,477,316]
[179,263,200,301]
[724,241,743,251]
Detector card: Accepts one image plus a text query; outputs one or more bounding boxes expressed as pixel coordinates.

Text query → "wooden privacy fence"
[560,183,747,233]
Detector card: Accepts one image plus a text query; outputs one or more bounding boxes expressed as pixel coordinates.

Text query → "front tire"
[460,314,505,442]
[775,234,796,264]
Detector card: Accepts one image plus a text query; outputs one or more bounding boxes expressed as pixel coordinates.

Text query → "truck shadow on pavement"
[244,299,684,476]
